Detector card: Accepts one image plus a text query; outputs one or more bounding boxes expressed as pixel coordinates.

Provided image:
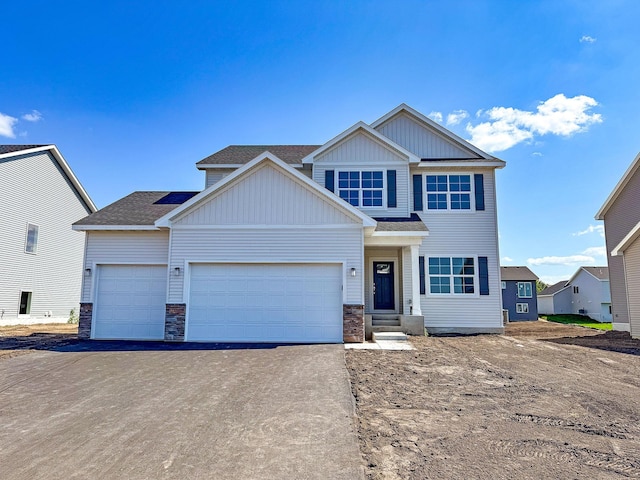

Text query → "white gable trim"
[566,266,608,284]
[612,220,640,256]
[155,152,377,228]
[595,152,640,220]
[371,103,502,163]
[301,121,420,165]
[1,145,97,212]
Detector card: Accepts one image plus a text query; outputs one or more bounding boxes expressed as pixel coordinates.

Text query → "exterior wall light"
[84,267,92,275]
[174,267,181,276]
[350,267,357,277]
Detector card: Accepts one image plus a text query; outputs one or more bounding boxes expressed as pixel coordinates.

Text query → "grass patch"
[541,314,612,331]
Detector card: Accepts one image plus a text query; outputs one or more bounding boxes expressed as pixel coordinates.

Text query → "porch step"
[371,315,401,327]
[373,331,408,342]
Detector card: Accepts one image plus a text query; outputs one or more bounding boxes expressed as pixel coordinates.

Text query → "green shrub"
[68,308,79,324]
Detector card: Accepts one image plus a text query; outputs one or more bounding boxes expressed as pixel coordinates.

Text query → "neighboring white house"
[0,145,96,325]
[537,267,611,322]
[73,104,506,343]
[596,151,640,337]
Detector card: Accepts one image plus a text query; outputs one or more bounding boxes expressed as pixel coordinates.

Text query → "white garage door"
[93,265,167,340]
[187,263,343,343]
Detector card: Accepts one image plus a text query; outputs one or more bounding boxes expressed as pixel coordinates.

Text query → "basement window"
[19,291,32,315]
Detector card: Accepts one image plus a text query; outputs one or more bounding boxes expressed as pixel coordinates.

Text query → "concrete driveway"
[0,342,364,480]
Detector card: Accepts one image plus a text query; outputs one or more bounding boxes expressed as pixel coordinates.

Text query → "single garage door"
[188,263,343,343]
[93,265,167,340]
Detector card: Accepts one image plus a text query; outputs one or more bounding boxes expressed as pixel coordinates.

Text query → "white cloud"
[428,111,443,123]
[580,35,596,43]
[573,224,605,237]
[582,246,606,257]
[502,256,513,263]
[532,152,543,157]
[527,254,595,266]
[465,94,602,153]
[22,110,42,122]
[446,110,469,126]
[0,113,18,138]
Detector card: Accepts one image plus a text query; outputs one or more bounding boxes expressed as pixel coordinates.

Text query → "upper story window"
[338,171,384,207]
[428,257,475,294]
[517,282,532,298]
[426,174,471,210]
[25,223,39,254]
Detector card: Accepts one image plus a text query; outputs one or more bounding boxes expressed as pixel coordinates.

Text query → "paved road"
[0,342,363,480]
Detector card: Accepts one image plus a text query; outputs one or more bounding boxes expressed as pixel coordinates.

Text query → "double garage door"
[93,263,343,343]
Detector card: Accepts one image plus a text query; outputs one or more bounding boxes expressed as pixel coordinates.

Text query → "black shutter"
[478,256,489,295]
[325,170,335,193]
[419,256,426,295]
[387,170,397,208]
[413,174,423,211]
[474,174,485,211]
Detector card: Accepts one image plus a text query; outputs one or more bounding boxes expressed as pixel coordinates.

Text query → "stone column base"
[165,304,186,341]
[78,303,93,339]
[343,304,364,343]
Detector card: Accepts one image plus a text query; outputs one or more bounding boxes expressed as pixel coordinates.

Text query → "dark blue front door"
[373,262,395,310]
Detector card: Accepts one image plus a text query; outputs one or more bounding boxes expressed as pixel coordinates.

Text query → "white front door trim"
[369,256,400,314]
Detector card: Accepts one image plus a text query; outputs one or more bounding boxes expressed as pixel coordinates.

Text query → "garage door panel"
[188,264,343,343]
[94,265,167,340]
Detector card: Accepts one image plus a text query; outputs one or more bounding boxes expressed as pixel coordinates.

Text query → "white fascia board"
[72,225,161,231]
[612,220,640,256]
[370,103,502,162]
[415,159,506,169]
[155,151,377,228]
[1,145,98,212]
[301,121,420,164]
[371,231,429,237]
[196,163,303,169]
[364,235,425,247]
[595,152,640,220]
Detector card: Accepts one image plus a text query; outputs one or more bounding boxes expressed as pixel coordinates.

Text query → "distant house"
[537,281,571,315]
[0,145,96,324]
[500,266,539,321]
[537,267,611,322]
[596,152,640,337]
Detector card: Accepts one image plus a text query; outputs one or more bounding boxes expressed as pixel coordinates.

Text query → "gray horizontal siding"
[0,151,92,322]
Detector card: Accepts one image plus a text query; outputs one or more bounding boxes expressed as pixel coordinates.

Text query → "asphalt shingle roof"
[538,280,570,296]
[582,266,609,280]
[500,266,539,281]
[373,214,429,232]
[73,191,199,226]
[0,144,48,155]
[196,145,321,166]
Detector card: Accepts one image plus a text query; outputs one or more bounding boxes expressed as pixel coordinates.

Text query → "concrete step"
[373,331,408,342]
[372,318,401,326]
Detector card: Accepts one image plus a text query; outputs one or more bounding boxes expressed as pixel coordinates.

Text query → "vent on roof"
[153,192,199,205]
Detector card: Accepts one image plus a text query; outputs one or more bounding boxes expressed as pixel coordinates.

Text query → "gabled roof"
[0,144,97,213]
[612,220,640,256]
[500,266,539,281]
[370,103,505,167]
[568,266,609,283]
[373,214,429,234]
[73,191,199,230]
[155,152,377,228]
[301,121,420,165]
[596,151,640,220]
[196,145,320,168]
[538,280,570,297]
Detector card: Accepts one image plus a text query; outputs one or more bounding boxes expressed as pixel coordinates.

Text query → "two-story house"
[500,266,539,321]
[72,105,505,343]
[0,145,96,324]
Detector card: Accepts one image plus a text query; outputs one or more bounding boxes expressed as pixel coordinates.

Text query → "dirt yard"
[346,321,640,479]
[0,323,78,360]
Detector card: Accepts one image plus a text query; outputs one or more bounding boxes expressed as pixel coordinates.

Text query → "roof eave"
[595,151,640,220]
[72,225,163,231]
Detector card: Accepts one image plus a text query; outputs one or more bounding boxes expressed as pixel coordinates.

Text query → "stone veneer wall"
[165,303,186,341]
[78,303,93,339]
[343,304,364,343]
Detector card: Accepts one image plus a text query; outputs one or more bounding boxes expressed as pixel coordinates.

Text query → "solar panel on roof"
[153,192,199,205]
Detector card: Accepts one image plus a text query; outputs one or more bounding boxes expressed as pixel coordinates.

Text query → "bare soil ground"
[346,320,640,479]
[0,323,78,360]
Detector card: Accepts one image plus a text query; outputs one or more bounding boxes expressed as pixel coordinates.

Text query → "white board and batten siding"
[416,168,503,329]
[81,231,170,303]
[0,150,93,323]
[375,112,479,159]
[311,131,411,218]
[624,239,640,338]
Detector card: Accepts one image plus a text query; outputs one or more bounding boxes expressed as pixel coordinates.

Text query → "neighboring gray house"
[0,145,96,325]
[537,280,571,315]
[73,104,506,343]
[537,267,611,322]
[500,266,539,321]
[596,151,640,336]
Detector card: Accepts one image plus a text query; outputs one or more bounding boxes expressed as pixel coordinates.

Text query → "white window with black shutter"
[412,173,485,212]
[420,255,490,296]
[325,168,397,209]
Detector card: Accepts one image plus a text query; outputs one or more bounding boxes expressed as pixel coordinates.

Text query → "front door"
[373,262,395,310]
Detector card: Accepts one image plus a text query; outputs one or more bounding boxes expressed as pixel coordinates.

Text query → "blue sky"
[2,0,639,284]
